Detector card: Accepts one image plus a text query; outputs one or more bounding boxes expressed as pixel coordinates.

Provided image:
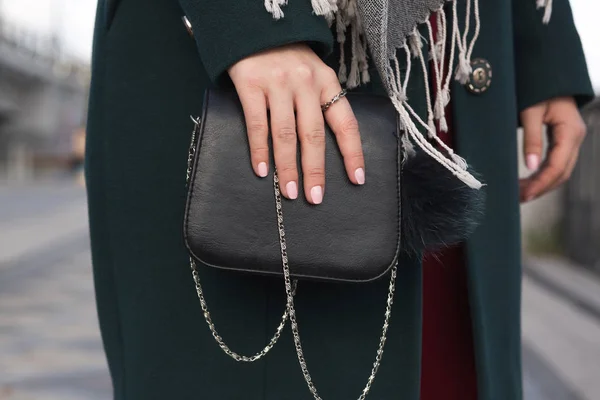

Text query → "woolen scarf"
[264,0,554,189]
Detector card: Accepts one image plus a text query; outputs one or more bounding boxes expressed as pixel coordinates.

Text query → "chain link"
[187,116,294,363]
[189,258,294,362]
[273,172,398,400]
[186,117,199,183]
[186,117,398,398]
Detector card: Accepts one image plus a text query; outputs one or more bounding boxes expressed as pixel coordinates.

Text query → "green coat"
[86,0,593,399]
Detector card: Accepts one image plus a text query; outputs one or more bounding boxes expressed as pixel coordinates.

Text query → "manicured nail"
[526,154,540,171]
[286,181,298,200]
[355,168,365,185]
[257,162,268,178]
[311,186,323,205]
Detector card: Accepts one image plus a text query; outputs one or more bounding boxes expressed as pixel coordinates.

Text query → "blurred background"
[0,1,599,399]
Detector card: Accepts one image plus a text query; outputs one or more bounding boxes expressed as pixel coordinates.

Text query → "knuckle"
[338,116,360,137]
[274,126,297,142]
[250,145,269,157]
[547,164,567,181]
[243,75,263,90]
[526,147,543,156]
[232,66,263,88]
[303,128,326,146]
[525,136,543,148]
[305,167,325,180]
[278,163,297,174]
[295,64,315,84]
[344,150,364,162]
[545,163,562,176]
[270,67,288,85]
[247,118,268,136]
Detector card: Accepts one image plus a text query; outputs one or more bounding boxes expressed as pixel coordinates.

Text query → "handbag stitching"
[183,91,402,282]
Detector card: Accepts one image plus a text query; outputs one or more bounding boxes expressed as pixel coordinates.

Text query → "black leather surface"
[184,90,401,282]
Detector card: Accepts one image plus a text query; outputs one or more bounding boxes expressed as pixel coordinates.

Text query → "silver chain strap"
[187,117,293,362]
[186,117,398,398]
[189,258,295,362]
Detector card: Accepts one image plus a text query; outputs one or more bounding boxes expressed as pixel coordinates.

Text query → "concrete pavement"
[0,182,110,400]
[523,258,600,400]
[1,181,599,400]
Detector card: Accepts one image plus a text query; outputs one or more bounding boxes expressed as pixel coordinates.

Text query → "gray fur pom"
[400,151,486,255]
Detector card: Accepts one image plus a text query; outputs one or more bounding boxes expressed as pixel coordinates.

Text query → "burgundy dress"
[419,15,479,400]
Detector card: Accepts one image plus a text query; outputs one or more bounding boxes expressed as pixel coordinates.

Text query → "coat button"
[466,58,492,94]
[182,16,194,37]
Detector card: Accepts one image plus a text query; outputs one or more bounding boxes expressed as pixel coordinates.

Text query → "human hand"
[519,97,587,203]
[227,43,364,205]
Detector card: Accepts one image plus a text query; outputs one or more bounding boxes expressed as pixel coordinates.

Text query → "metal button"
[182,16,194,37]
[466,58,492,94]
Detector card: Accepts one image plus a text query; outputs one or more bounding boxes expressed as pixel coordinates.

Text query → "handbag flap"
[184,90,401,282]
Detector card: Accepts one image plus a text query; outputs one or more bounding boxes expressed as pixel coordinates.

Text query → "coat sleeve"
[512,0,594,111]
[177,0,334,84]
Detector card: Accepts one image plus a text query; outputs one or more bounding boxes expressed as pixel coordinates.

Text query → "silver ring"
[321,89,347,112]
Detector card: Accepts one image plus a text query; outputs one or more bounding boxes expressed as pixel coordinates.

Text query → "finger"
[547,133,583,193]
[321,81,365,186]
[520,104,546,172]
[557,151,580,189]
[295,88,326,205]
[268,87,299,200]
[521,127,576,202]
[544,99,587,192]
[237,85,270,178]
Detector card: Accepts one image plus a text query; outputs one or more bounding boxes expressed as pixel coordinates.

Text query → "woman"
[86,0,593,399]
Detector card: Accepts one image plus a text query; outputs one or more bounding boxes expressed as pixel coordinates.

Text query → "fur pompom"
[400,151,485,255]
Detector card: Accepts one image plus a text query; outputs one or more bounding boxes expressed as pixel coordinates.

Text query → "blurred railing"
[565,97,600,274]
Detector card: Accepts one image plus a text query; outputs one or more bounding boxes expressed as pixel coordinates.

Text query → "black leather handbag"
[182,89,483,398]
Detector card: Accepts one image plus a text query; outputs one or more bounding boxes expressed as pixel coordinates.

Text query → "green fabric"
[87,1,422,399]
[85,0,593,399]
[450,3,525,399]
[453,2,593,399]
[178,0,333,84]
[513,0,594,111]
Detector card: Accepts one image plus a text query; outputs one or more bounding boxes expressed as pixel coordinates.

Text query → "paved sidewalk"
[523,257,600,400]
[1,182,599,399]
[0,183,110,400]
[525,257,600,319]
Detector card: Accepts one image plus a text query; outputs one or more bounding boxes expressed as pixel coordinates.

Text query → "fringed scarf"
[264,0,554,190]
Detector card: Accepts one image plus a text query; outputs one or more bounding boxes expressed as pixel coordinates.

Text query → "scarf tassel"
[264,0,552,190]
[536,0,553,24]
[264,0,287,19]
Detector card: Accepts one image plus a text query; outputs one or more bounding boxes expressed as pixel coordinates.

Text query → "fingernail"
[526,154,540,171]
[257,162,268,178]
[286,181,298,200]
[355,168,365,185]
[311,186,323,205]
